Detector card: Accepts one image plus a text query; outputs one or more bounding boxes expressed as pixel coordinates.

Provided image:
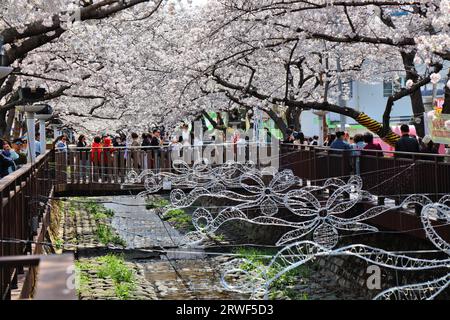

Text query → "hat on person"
[422,135,432,145]
[13,138,24,145]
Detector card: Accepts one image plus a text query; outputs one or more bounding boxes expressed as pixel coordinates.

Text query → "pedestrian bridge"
[1,144,450,300]
[54,144,450,202]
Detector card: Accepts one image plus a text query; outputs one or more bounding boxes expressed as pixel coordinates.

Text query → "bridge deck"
[1,145,449,299]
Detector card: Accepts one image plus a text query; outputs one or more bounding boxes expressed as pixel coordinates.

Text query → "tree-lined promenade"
[0,1,449,142]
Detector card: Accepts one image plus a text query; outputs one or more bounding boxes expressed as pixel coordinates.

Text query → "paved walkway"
[103,196,183,248]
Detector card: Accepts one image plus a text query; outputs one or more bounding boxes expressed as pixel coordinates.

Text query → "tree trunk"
[294,108,301,131]
[401,52,425,137]
[285,106,301,130]
[443,69,450,114]
[265,108,288,136]
[0,110,7,138]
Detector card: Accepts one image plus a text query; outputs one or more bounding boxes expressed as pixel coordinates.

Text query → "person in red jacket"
[91,136,103,163]
[362,132,383,157]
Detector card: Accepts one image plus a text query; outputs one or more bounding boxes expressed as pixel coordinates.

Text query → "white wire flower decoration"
[235,169,302,216]
[122,159,259,195]
[281,183,369,248]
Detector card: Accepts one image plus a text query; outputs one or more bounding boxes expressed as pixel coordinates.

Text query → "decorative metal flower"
[123,159,259,196]
[277,176,379,248]
[374,198,450,300]
[236,169,302,216]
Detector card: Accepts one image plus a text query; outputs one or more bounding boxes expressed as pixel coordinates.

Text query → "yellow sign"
[425,110,450,144]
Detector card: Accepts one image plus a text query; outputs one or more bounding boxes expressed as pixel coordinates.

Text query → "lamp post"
[35,104,53,156]
[337,58,347,132]
[15,105,43,163]
[313,110,329,146]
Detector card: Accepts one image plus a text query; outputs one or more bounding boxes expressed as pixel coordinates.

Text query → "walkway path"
[104,196,183,249]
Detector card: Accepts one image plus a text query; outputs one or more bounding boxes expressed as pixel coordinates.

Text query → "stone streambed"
[55,195,364,300]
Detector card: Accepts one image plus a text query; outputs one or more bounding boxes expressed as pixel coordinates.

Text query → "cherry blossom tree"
[179,0,450,143]
[1,0,450,141]
[0,0,164,137]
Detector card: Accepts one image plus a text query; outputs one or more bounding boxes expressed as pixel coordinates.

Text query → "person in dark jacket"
[419,135,441,161]
[283,129,295,144]
[141,133,152,147]
[151,129,162,147]
[289,125,305,144]
[395,124,419,158]
[0,141,16,178]
[77,135,88,152]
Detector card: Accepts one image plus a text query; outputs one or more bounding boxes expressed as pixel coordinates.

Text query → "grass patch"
[209,233,226,242]
[78,199,125,247]
[84,200,115,218]
[75,256,136,300]
[162,209,195,232]
[96,224,126,247]
[235,247,311,300]
[97,254,136,300]
[145,198,170,209]
[75,260,95,297]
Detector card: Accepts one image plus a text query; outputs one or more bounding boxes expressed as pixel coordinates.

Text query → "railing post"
[313,147,318,186]
[376,154,385,205]
[412,154,421,216]
[412,154,417,195]
[434,156,439,202]
[393,156,400,206]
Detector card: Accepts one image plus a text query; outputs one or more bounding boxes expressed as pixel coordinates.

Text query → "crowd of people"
[283,124,443,158]
[0,136,42,178]
[50,123,446,160]
[5,122,443,179]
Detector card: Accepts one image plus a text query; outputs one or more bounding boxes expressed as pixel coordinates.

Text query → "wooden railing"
[0,150,56,300]
[280,144,450,202]
[0,254,76,300]
[55,144,450,202]
[55,144,276,190]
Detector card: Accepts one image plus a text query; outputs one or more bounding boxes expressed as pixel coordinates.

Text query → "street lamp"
[313,110,329,146]
[16,102,49,163]
[35,104,53,156]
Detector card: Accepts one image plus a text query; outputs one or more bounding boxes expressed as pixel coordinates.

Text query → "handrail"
[65,141,274,150]
[65,142,450,159]
[0,148,55,299]
[0,254,76,300]
[0,149,53,193]
[280,143,450,159]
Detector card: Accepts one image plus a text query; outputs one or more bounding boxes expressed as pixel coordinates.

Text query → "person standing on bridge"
[12,139,27,167]
[77,135,88,180]
[90,136,103,163]
[362,132,382,157]
[151,129,162,171]
[330,131,352,151]
[55,135,68,153]
[418,135,441,161]
[351,134,365,175]
[395,124,420,158]
[0,141,17,177]
[141,133,152,148]
[130,132,141,169]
